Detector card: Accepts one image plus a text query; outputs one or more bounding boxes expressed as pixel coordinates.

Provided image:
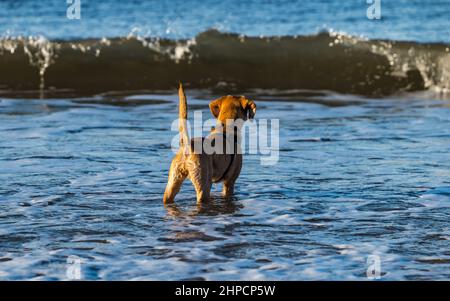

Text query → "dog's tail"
[178,82,190,152]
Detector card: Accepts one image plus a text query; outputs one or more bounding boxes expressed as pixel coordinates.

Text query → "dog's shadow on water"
[164,196,243,218]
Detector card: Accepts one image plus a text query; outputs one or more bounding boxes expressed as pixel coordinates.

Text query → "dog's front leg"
[222,180,235,197]
[222,156,242,198]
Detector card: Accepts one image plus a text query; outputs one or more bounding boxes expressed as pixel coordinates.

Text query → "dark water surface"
[1,92,449,280]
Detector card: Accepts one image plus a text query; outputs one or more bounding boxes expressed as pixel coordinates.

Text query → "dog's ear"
[240,97,256,120]
[209,97,223,118]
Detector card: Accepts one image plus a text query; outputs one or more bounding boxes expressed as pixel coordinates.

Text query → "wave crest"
[0,30,449,98]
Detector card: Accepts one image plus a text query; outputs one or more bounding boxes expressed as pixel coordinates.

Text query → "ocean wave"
[0,29,449,98]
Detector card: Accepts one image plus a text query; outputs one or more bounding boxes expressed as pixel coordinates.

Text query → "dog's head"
[209,96,256,125]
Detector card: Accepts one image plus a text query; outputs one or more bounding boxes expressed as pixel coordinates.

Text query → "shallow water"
[0,92,449,280]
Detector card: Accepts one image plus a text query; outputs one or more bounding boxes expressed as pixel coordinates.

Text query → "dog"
[163,83,256,203]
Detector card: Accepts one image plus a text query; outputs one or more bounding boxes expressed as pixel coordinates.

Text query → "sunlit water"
[0,93,449,280]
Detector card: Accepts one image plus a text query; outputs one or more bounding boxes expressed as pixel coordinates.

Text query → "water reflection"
[165,196,242,217]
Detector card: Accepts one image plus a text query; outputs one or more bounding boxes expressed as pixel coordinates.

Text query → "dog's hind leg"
[163,160,187,204]
[187,155,212,203]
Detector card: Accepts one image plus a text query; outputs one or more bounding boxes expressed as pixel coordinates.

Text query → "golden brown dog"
[163,83,256,203]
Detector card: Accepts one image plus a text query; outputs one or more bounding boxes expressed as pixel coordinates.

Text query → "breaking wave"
[0,29,449,98]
